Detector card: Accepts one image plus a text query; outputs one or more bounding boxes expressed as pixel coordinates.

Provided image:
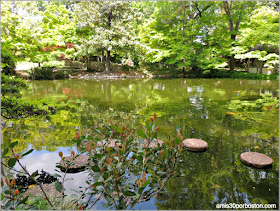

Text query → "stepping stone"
[59,155,89,173]
[240,152,273,169]
[97,139,121,147]
[23,184,62,200]
[140,139,164,148]
[182,138,208,152]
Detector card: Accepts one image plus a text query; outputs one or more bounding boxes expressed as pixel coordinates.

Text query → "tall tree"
[220,1,256,71]
[75,1,143,74]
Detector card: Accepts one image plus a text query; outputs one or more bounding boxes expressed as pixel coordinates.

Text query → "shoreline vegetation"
[15,66,279,80]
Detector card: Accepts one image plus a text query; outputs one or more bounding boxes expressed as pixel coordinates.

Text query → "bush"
[1,115,184,210]
[87,61,104,72]
[122,64,131,71]
[54,71,70,80]
[206,69,279,80]
[1,73,50,119]
[29,67,54,80]
[29,67,70,80]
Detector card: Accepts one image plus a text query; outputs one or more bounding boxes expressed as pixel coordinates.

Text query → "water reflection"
[3,78,279,209]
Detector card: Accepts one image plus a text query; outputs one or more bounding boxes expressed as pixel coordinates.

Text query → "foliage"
[1,74,50,119]
[75,1,144,73]
[227,93,279,112]
[2,116,183,210]
[29,67,70,80]
[1,1,278,76]
[208,69,278,80]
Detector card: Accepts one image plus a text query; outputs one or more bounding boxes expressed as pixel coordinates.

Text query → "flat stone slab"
[240,152,273,169]
[139,139,164,148]
[59,155,89,173]
[23,184,62,200]
[182,138,208,151]
[97,139,121,147]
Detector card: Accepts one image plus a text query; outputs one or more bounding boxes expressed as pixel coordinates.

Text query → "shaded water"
[3,78,279,209]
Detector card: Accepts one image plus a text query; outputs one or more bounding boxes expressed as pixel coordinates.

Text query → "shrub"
[1,115,184,210]
[54,71,70,80]
[207,69,279,80]
[87,61,104,72]
[122,64,131,71]
[29,67,70,80]
[29,67,54,80]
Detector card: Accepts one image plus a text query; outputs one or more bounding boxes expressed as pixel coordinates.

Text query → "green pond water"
[3,78,279,209]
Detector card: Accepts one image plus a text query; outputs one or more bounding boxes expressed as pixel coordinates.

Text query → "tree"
[75,1,143,74]
[219,1,256,71]
[139,1,216,74]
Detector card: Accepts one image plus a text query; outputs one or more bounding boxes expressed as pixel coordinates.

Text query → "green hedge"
[207,69,279,80]
[29,67,70,80]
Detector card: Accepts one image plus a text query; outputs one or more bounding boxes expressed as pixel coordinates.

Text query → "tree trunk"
[259,61,263,74]
[86,55,89,70]
[101,50,104,62]
[38,62,41,67]
[105,50,110,74]
[247,58,250,72]
[229,33,236,71]
[229,54,235,71]
[10,63,16,75]
[182,4,186,76]
[105,9,112,75]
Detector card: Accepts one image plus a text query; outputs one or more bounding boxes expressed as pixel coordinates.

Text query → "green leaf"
[8,158,17,167]
[123,190,136,196]
[17,196,29,206]
[2,147,9,157]
[9,141,18,149]
[92,182,102,186]
[22,149,34,157]
[92,165,100,172]
[137,129,147,138]
[52,173,62,178]
[116,162,122,168]
[156,171,167,175]
[162,149,168,159]
[174,138,181,144]
[146,121,152,131]
[94,153,104,159]
[76,138,81,147]
[53,180,63,192]
[117,126,124,134]
[4,200,12,210]
[87,135,92,140]
[30,170,38,178]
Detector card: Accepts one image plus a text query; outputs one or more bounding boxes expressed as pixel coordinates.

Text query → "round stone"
[59,155,89,173]
[97,139,121,147]
[240,152,273,169]
[182,138,208,152]
[140,139,164,148]
[23,184,62,200]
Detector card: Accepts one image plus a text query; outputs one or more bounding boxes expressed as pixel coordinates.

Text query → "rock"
[240,152,273,168]
[23,184,62,200]
[182,138,208,152]
[140,139,164,148]
[59,155,89,173]
[97,139,122,147]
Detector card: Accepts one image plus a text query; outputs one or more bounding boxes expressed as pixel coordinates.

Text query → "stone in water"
[182,138,208,151]
[240,152,273,169]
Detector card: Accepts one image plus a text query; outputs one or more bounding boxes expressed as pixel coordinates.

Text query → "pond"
[3,78,279,209]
